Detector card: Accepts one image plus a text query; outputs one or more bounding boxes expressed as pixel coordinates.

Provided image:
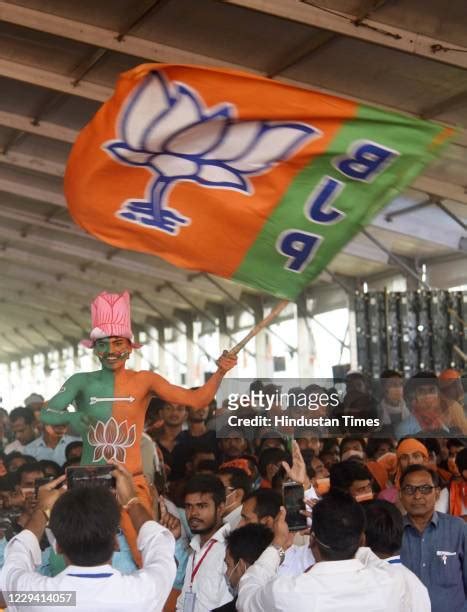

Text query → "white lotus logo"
[87,417,136,463]
[104,71,320,235]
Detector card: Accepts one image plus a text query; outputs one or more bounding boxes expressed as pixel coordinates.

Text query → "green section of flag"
[233,105,452,300]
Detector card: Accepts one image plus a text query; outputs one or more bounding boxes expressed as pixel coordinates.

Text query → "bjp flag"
[65,64,453,300]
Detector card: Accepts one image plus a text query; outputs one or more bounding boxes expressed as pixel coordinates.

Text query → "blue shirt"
[24,435,80,466]
[395,414,421,438]
[401,511,467,612]
[395,414,451,439]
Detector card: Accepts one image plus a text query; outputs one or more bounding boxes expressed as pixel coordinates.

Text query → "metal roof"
[0,0,466,363]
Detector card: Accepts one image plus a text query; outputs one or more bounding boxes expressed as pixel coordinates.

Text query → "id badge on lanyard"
[183,589,197,612]
[184,539,216,612]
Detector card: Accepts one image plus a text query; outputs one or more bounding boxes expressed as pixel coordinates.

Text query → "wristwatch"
[271,543,286,565]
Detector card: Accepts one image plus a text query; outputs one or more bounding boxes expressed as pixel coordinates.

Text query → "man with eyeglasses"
[400,464,467,612]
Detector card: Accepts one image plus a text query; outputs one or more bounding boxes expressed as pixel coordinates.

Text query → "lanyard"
[190,539,216,586]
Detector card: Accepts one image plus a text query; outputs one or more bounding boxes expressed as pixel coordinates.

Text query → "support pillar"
[245,296,274,379]
[156,322,167,378]
[295,294,316,379]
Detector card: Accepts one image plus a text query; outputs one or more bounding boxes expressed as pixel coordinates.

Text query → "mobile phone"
[283,481,307,532]
[34,476,54,496]
[66,465,116,490]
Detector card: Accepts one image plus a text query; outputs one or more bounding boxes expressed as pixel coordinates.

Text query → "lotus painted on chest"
[104,72,319,235]
[87,417,136,463]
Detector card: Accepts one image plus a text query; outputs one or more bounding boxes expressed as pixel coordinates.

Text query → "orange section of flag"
[66,64,357,276]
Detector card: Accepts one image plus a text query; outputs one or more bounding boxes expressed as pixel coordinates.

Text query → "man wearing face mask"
[396,372,457,438]
[218,467,251,530]
[380,370,410,426]
[40,291,237,567]
[330,460,375,503]
[213,523,274,611]
[237,492,408,612]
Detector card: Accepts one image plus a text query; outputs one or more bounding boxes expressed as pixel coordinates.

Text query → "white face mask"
[226,560,241,596]
[224,490,237,513]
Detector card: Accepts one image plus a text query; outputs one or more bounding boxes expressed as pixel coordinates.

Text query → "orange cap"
[439,368,461,381]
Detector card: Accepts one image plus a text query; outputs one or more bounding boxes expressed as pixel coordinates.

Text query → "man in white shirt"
[4,406,37,455]
[239,489,315,576]
[237,490,409,612]
[0,463,176,611]
[361,498,431,611]
[177,474,232,612]
[217,466,251,530]
[213,523,274,612]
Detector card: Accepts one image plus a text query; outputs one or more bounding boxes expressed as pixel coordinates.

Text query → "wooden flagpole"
[229,299,290,355]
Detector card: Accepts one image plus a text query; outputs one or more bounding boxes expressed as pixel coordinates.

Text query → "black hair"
[365,438,394,460]
[339,436,367,455]
[404,371,439,405]
[243,489,281,520]
[400,464,440,488]
[22,455,38,463]
[447,438,465,450]
[188,443,218,459]
[258,448,291,479]
[258,434,287,453]
[184,474,226,507]
[217,467,251,498]
[196,460,219,473]
[226,523,274,565]
[4,451,28,470]
[145,396,168,424]
[346,372,367,383]
[249,380,264,394]
[362,499,403,557]
[455,448,467,473]
[37,460,62,478]
[415,437,440,457]
[16,462,44,483]
[330,460,372,493]
[9,406,34,425]
[321,438,339,453]
[65,441,83,461]
[313,491,365,560]
[49,487,120,566]
[380,369,403,379]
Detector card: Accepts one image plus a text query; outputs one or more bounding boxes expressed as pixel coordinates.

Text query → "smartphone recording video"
[283,482,307,532]
[34,476,54,496]
[66,465,116,490]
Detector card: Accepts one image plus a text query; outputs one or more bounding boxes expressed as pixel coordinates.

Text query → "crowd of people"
[0,368,465,611]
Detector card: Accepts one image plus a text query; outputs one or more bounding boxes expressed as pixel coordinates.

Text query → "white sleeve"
[135,521,177,605]
[237,546,281,612]
[403,567,431,612]
[0,530,47,592]
[435,488,449,514]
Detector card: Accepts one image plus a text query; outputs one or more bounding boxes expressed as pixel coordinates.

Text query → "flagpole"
[229,299,290,355]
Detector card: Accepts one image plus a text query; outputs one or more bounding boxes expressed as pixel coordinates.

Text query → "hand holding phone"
[283,481,307,532]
